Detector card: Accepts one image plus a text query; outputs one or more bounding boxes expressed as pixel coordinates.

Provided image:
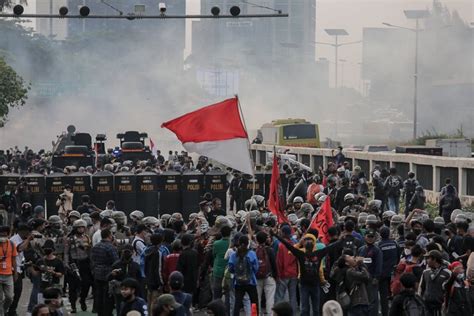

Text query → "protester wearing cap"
[169,271,192,316]
[154,294,184,316]
[419,250,451,316]
[119,278,148,316]
[357,229,383,315]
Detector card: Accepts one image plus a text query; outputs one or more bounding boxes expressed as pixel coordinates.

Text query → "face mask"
[404,249,411,256]
[0,237,7,243]
[4,191,10,195]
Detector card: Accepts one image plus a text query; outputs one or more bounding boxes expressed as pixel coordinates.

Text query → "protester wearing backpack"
[384,168,403,213]
[389,273,425,316]
[255,231,278,316]
[132,225,149,266]
[143,234,165,311]
[228,235,259,316]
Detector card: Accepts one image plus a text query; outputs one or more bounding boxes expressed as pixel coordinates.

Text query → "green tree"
[0,56,29,126]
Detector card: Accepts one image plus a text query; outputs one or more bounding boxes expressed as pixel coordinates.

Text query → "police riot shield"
[114,172,137,213]
[0,173,20,195]
[91,171,114,210]
[181,171,204,219]
[204,170,228,210]
[65,172,92,210]
[240,172,264,203]
[23,173,45,208]
[136,171,158,217]
[157,171,181,216]
[45,172,67,216]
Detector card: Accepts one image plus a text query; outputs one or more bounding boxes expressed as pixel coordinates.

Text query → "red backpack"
[256,246,271,279]
[391,261,418,296]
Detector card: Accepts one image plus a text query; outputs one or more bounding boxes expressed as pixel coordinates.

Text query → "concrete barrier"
[250,144,474,207]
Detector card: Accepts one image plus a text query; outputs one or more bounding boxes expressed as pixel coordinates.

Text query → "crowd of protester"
[0,146,473,316]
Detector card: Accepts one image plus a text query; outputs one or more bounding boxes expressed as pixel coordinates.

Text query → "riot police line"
[0,170,282,219]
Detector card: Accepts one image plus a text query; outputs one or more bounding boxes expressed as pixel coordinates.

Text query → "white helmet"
[314,192,326,203]
[100,210,113,219]
[382,211,396,221]
[73,219,87,228]
[293,196,304,204]
[450,209,463,223]
[236,210,247,220]
[142,216,160,228]
[344,193,355,202]
[130,210,145,222]
[288,213,298,225]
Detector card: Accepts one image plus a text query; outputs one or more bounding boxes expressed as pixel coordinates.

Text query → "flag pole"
[236,94,256,178]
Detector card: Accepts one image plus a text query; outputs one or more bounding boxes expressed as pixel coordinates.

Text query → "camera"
[159,2,166,13]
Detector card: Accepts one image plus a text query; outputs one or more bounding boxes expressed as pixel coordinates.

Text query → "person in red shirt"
[274,224,298,314]
[0,225,17,315]
[163,239,182,291]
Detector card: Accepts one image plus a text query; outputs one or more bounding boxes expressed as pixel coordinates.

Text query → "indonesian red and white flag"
[161,97,254,175]
[149,138,156,157]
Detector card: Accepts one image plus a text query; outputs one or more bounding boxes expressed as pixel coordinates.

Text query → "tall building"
[192,0,320,96]
[36,0,68,39]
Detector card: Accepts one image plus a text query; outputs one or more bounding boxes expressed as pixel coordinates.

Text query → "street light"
[314,29,361,88]
[382,9,429,140]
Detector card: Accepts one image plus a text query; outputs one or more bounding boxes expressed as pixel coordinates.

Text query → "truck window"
[282,124,316,140]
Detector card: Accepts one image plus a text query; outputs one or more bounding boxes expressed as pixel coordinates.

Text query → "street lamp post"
[383,9,429,139]
[314,29,361,88]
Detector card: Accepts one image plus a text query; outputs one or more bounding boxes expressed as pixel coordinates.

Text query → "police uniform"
[64,232,93,312]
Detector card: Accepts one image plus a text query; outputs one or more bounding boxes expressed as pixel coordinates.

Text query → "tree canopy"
[0,56,29,126]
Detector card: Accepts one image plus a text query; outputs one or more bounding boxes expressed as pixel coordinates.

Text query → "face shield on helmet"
[112,211,127,226]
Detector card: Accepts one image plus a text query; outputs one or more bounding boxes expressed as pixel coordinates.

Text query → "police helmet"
[288,213,298,225]
[142,216,160,228]
[73,219,87,228]
[249,210,260,220]
[390,215,403,226]
[314,192,326,203]
[188,213,198,221]
[382,211,396,221]
[100,210,113,219]
[366,214,378,225]
[358,213,368,226]
[434,217,445,225]
[450,209,463,223]
[215,216,231,229]
[112,211,127,226]
[48,215,62,225]
[368,199,382,211]
[293,196,304,204]
[300,203,314,215]
[343,193,355,202]
[454,213,468,224]
[252,195,265,206]
[160,214,171,227]
[130,210,145,222]
[226,215,237,228]
[235,210,247,220]
[68,211,81,219]
[338,216,346,225]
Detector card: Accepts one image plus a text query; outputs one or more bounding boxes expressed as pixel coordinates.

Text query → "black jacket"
[389,289,424,316]
[177,247,199,293]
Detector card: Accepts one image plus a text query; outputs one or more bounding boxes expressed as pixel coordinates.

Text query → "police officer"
[113,211,132,251]
[341,194,364,217]
[64,219,93,313]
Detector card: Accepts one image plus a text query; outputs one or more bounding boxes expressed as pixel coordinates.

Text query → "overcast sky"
[186,0,473,90]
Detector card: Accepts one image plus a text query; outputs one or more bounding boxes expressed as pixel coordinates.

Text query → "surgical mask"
[404,249,411,256]
[0,237,7,243]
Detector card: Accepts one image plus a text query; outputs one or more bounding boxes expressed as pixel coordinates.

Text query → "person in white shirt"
[131,224,149,264]
[92,217,113,246]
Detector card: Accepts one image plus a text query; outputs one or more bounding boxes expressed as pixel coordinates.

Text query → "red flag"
[161,97,253,175]
[309,198,334,244]
[268,154,287,224]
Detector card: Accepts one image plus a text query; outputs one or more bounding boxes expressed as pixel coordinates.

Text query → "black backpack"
[388,176,402,195]
[402,295,425,316]
[235,254,252,285]
[405,179,417,196]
